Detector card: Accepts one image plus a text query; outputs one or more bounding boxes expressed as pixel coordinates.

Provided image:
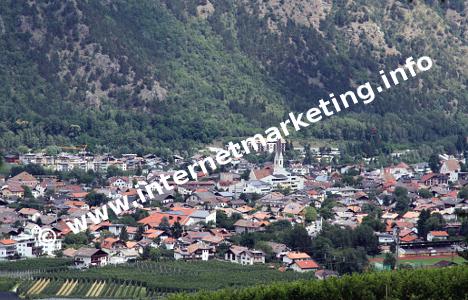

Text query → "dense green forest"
[169,266,468,300]
[0,0,466,156]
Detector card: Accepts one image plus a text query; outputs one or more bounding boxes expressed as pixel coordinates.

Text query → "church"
[249,139,305,191]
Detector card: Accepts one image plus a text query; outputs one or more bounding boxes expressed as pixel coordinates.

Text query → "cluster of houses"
[0,141,467,276]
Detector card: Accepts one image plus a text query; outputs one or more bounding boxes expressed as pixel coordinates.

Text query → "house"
[420,174,449,186]
[108,177,132,189]
[186,191,217,207]
[386,163,413,180]
[265,242,289,258]
[233,220,267,234]
[224,245,265,265]
[101,238,127,251]
[12,233,42,258]
[108,248,139,264]
[174,242,213,261]
[282,251,311,265]
[74,247,109,268]
[0,239,17,260]
[282,202,306,216]
[290,259,320,272]
[427,231,449,242]
[440,159,461,182]
[18,208,41,222]
[1,184,24,198]
[7,172,38,189]
[227,179,272,195]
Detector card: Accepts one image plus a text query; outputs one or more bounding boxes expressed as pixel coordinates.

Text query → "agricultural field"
[18,278,148,299]
[400,256,466,267]
[370,255,466,270]
[16,260,311,299]
[0,258,72,271]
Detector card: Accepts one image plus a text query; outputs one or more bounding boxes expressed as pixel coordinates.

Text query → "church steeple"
[273,139,284,171]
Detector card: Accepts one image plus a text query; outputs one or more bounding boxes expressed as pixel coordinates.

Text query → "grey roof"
[190,210,210,218]
[249,180,270,187]
[216,191,234,197]
[75,247,104,257]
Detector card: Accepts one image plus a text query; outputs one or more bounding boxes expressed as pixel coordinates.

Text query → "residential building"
[224,245,265,265]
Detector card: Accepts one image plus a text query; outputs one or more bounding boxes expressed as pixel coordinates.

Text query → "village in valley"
[0,138,467,281]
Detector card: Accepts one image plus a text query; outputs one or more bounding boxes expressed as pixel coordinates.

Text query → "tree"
[240,169,250,180]
[119,226,129,241]
[458,187,468,200]
[394,187,410,214]
[332,248,368,274]
[285,226,312,254]
[353,225,380,256]
[305,207,318,223]
[238,232,257,248]
[456,134,467,153]
[173,191,184,202]
[461,219,468,239]
[255,241,275,261]
[417,209,431,239]
[172,221,183,238]
[45,145,61,156]
[362,215,385,232]
[424,213,446,234]
[22,186,33,199]
[303,144,315,165]
[85,191,108,207]
[216,211,241,230]
[159,217,170,231]
[418,188,432,199]
[64,232,89,246]
[107,165,124,178]
[134,225,145,241]
[383,253,396,270]
[428,153,440,173]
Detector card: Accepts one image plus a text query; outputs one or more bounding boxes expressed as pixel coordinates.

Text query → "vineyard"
[0,258,72,271]
[15,260,311,299]
[168,266,468,300]
[18,278,149,299]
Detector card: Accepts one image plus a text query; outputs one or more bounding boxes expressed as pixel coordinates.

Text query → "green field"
[0,258,72,271]
[167,266,468,300]
[400,256,466,266]
[15,260,311,299]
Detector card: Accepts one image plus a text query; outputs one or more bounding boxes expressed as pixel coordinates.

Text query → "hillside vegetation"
[0,0,466,156]
[169,266,468,300]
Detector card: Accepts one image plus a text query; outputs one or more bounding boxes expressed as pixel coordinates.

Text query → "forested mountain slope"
[0,0,466,157]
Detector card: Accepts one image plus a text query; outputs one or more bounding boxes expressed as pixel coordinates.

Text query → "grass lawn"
[401,256,466,266]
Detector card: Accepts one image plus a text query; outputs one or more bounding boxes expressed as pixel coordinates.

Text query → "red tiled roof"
[286,251,310,260]
[139,212,189,227]
[429,231,449,237]
[0,239,16,245]
[295,259,319,269]
[252,167,273,180]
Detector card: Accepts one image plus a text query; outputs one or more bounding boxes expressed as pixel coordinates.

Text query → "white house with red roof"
[282,251,311,265]
[290,259,320,272]
[427,230,449,242]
